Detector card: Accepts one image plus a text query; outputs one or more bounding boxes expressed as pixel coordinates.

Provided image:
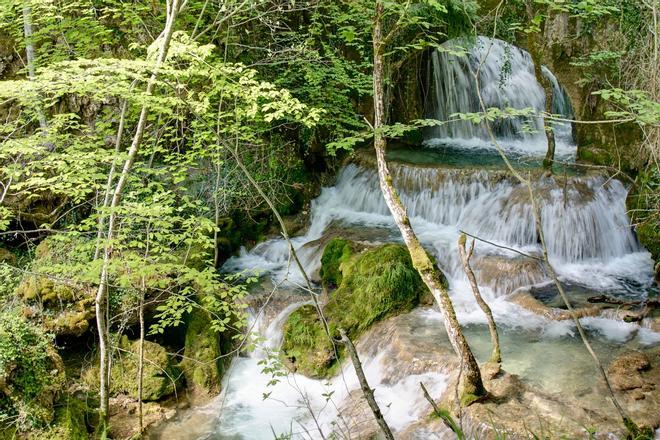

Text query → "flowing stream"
[151,37,658,439]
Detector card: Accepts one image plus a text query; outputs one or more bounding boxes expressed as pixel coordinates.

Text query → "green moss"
[40,395,88,440]
[319,238,354,288]
[180,308,224,395]
[326,244,431,336]
[281,305,338,378]
[282,244,434,378]
[83,337,179,402]
[627,171,660,263]
[0,247,17,266]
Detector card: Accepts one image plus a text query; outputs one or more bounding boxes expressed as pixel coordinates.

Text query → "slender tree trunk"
[22,2,48,134]
[371,1,485,406]
[95,0,180,430]
[524,2,555,170]
[458,234,501,365]
[137,278,146,436]
[339,329,394,440]
[94,99,129,261]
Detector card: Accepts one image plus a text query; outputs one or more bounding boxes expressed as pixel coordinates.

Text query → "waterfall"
[228,161,653,296]
[426,36,575,156]
[160,158,657,439]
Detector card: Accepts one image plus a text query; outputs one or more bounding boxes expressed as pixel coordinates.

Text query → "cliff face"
[541,11,643,171]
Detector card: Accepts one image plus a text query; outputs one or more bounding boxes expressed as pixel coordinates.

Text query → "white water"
[158,304,450,439]
[425,36,575,157]
[156,37,657,439]
[229,163,652,294]
[202,159,658,438]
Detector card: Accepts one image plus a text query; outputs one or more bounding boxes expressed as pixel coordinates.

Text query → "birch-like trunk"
[371,1,485,406]
[22,2,48,134]
[458,234,501,365]
[95,0,181,430]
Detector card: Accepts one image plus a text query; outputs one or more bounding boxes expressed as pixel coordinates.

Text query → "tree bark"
[458,234,501,365]
[339,329,395,440]
[94,0,180,430]
[372,0,485,406]
[137,282,145,436]
[524,2,555,170]
[22,2,48,134]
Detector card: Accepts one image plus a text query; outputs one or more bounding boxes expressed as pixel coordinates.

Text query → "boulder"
[83,336,180,402]
[607,351,651,391]
[281,243,435,378]
[180,309,226,403]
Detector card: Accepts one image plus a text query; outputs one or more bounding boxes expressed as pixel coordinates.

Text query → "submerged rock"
[608,351,651,391]
[472,254,546,296]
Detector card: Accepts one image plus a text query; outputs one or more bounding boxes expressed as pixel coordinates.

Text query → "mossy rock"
[15,276,95,337]
[282,243,435,378]
[0,247,16,265]
[627,172,660,279]
[14,235,96,337]
[281,305,337,378]
[180,308,224,397]
[319,238,354,288]
[39,395,88,440]
[83,336,179,402]
[326,244,432,335]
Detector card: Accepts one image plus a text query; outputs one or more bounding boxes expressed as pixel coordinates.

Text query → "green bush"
[0,311,64,430]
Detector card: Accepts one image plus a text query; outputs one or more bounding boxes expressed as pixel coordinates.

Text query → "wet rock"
[607,351,650,391]
[180,308,226,404]
[108,394,180,440]
[473,254,546,296]
[281,244,433,378]
[509,290,600,320]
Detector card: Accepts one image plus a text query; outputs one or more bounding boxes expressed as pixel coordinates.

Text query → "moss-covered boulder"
[282,243,435,377]
[40,395,88,440]
[319,238,354,288]
[0,247,16,266]
[281,305,337,378]
[113,337,179,401]
[83,336,179,402]
[180,309,226,400]
[13,236,96,338]
[0,312,65,431]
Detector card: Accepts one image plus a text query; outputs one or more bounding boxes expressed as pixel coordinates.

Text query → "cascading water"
[425,36,575,156]
[152,37,657,440]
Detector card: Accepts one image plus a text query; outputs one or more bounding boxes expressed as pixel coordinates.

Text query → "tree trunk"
[525,2,555,170]
[22,2,48,134]
[95,0,180,430]
[339,329,395,440]
[458,234,501,365]
[371,0,485,406]
[137,284,145,436]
